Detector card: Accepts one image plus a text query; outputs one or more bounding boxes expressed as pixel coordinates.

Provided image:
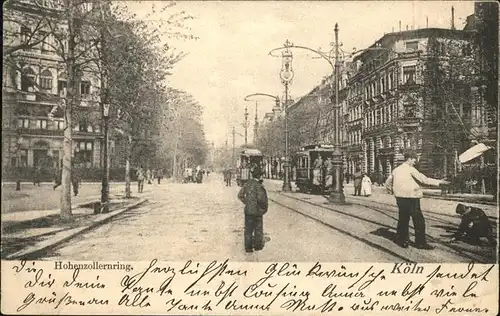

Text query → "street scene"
[1,0,498,264]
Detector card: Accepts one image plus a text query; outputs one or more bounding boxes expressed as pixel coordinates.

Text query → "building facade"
[2,0,104,179]
[347,27,485,179]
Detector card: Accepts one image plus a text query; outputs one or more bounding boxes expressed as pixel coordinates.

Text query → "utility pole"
[243,105,249,146]
[253,101,259,144]
[328,23,346,203]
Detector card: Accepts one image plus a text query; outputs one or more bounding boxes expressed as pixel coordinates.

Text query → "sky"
[126,1,475,147]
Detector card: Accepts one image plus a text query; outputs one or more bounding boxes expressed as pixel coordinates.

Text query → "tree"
[420,34,484,178]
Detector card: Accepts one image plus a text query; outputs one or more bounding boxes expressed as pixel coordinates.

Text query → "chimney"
[451,6,456,30]
[399,21,401,32]
[406,24,409,30]
[426,15,429,28]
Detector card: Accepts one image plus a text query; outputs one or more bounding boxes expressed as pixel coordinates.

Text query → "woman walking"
[361,173,372,197]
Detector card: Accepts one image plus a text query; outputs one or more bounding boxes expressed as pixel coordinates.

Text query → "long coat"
[237,178,268,216]
[353,171,363,188]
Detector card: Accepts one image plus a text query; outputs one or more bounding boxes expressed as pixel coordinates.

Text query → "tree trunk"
[125,135,131,198]
[60,0,76,220]
[172,130,180,180]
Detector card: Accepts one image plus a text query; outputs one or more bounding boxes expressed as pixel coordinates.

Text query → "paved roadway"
[45,175,398,262]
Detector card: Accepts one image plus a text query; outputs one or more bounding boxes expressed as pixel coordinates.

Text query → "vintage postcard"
[1,0,498,314]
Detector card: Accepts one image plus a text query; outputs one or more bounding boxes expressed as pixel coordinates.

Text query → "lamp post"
[232,126,245,167]
[276,40,294,192]
[243,93,280,145]
[243,105,249,146]
[101,103,110,213]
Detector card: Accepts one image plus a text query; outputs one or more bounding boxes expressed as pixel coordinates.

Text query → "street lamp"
[243,93,280,144]
[271,40,294,192]
[243,104,249,146]
[101,102,110,213]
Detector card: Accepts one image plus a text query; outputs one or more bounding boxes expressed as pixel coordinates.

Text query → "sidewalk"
[263,179,498,219]
[1,182,128,214]
[1,195,148,260]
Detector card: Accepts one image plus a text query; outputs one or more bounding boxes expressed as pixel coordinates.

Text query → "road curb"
[5,198,148,260]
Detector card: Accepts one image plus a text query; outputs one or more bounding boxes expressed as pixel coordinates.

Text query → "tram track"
[269,196,414,262]
[269,192,496,263]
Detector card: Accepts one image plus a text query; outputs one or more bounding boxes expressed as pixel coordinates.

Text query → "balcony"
[347,144,363,152]
[398,116,421,126]
[378,147,395,155]
[16,128,63,137]
[16,91,59,105]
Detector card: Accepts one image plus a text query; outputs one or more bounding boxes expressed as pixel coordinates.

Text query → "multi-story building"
[2,0,104,179]
[347,27,485,179]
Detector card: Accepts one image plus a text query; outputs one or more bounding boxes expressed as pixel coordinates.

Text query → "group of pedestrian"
[234,150,453,254]
[352,168,372,197]
[223,168,232,186]
[53,162,81,196]
[135,166,165,193]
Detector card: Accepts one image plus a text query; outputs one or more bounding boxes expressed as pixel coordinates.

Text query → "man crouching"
[238,165,268,253]
[451,203,496,246]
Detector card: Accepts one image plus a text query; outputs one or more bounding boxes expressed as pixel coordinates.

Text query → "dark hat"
[403,150,418,160]
[250,165,263,178]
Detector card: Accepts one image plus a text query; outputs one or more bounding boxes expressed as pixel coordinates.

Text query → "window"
[78,120,89,132]
[404,103,416,118]
[20,26,30,44]
[80,81,91,95]
[462,44,472,56]
[36,119,48,129]
[39,31,50,52]
[56,120,64,130]
[17,118,30,128]
[58,80,67,96]
[19,149,28,167]
[405,41,418,51]
[74,141,93,165]
[21,67,36,92]
[40,69,53,91]
[403,66,416,85]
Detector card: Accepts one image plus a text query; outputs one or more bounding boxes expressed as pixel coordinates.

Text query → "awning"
[459,143,492,163]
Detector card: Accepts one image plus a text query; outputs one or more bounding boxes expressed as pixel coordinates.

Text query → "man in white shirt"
[385,150,449,249]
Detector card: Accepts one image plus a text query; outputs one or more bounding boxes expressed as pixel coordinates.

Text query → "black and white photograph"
[1,0,499,314]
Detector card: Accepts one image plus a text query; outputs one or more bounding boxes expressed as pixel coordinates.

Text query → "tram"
[295,143,335,194]
[236,148,264,186]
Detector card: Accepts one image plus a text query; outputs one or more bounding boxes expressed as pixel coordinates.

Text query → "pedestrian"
[313,155,323,185]
[353,168,363,196]
[33,165,41,186]
[156,168,163,184]
[53,166,62,190]
[324,157,334,190]
[237,166,268,253]
[385,150,449,249]
[146,168,152,184]
[225,168,232,186]
[71,163,80,196]
[361,173,372,197]
[136,165,145,193]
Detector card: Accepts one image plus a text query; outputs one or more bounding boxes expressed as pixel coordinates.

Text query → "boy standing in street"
[237,165,268,253]
[385,150,449,249]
